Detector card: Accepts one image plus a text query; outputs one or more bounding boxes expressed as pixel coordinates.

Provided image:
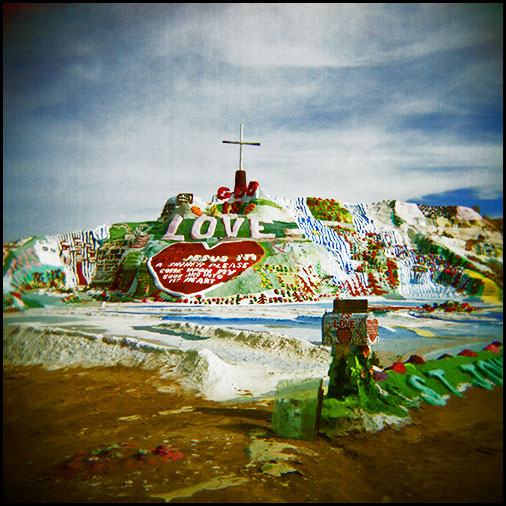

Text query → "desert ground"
[3,363,503,503]
[3,299,503,502]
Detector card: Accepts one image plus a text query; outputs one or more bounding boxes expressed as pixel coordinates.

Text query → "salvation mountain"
[3,184,503,310]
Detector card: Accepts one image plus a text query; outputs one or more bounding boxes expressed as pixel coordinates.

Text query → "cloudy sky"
[3,3,503,242]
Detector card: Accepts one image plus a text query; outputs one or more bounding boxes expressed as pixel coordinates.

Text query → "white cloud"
[473,184,504,201]
[3,3,503,241]
[155,3,501,69]
[247,125,502,203]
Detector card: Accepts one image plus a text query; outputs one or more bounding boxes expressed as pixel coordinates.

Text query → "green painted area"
[271,377,323,441]
[321,349,503,434]
[381,350,502,401]
[147,221,174,240]
[103,220,173,243]
[107,222,154,241]
[306,197,354,223]
[18,296,45,308]
[216,198,283,213]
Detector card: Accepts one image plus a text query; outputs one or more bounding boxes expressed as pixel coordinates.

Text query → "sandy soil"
[3,363,503,503]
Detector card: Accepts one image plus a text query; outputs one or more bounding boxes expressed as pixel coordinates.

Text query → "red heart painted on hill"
[147,241,265,296]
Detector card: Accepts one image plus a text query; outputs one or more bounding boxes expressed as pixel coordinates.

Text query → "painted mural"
[3,225,109,309]
[3,184,503,310]
[322,312,379,347]
[148,241,265,296]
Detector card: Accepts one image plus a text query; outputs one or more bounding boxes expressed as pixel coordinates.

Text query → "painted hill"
[3,184,503,310]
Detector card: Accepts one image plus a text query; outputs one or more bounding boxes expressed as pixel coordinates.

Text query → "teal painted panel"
[271,377,323,441]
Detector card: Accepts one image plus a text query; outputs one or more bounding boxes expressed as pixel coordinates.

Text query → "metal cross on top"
[223,124,260,172]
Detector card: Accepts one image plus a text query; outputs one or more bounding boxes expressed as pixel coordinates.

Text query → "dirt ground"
[3,364,503,503]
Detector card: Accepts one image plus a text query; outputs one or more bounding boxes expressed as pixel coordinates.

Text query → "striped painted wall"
[267,194,459,299]
[56,225,110,288]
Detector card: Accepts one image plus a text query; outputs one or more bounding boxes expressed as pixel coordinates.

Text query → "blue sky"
[3,3,503,242]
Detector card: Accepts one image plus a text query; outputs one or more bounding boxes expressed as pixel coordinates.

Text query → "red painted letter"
[246,181,259,196]
[234,183,247,199]
[217,187,232,199]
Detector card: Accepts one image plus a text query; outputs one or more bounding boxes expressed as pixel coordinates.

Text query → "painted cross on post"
[223,124,260,188]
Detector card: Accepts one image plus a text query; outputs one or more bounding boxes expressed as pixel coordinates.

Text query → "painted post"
[271,377,324,441]
[323,299,379,401]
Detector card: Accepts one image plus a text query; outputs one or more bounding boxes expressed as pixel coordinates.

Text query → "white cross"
[223,124,260,172]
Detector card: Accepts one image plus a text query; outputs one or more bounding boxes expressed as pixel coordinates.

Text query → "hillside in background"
[3,186,503,310]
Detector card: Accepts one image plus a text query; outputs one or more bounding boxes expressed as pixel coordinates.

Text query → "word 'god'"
[217,181,259,215]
